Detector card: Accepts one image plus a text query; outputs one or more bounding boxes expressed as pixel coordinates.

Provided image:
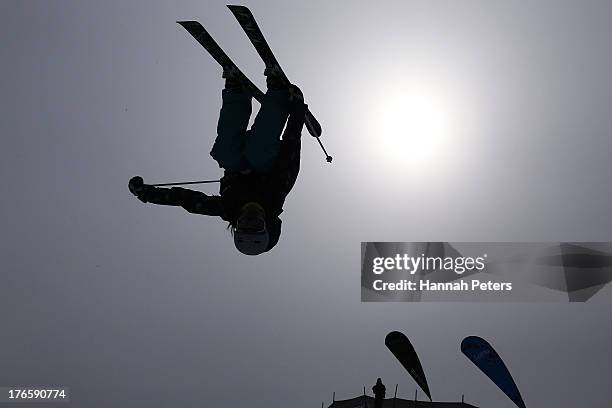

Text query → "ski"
[177,21,266,102]
[227,5,324,140]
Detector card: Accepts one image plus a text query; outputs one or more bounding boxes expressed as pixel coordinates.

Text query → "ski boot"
[264,66,287,90]
[222,66,245,92]
[264,67,303,103]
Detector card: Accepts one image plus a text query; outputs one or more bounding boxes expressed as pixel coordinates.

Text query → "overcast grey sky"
[2,0,612,407]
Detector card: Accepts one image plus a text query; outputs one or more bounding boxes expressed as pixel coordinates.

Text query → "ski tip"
[227,5,248,11]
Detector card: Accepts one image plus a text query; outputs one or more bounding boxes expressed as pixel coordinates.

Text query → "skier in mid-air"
[129,70,306,256]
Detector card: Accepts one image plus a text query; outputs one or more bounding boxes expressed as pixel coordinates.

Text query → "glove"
[128,176,149,202]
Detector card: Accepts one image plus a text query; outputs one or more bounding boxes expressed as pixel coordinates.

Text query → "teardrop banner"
[384,331,432,401]
[461,336,527,408]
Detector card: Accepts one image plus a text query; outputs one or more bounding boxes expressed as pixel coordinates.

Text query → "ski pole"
[315,136,333,163]
[151,179,221,187]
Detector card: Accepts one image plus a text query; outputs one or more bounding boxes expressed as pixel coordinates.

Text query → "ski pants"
[210,88,291,173]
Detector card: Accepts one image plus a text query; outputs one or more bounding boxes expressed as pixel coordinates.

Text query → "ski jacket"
[137,104,304,224]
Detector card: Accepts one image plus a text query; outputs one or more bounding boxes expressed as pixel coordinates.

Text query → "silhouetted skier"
[128,70,305,255]
[373,378,386,408]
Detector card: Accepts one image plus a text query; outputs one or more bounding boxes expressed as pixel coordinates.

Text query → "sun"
[369,79,458,174]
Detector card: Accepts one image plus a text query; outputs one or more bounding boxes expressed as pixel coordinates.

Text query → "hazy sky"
[2,1,612,407]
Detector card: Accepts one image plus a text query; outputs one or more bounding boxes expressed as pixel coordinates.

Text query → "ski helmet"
[233,202,270,256]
